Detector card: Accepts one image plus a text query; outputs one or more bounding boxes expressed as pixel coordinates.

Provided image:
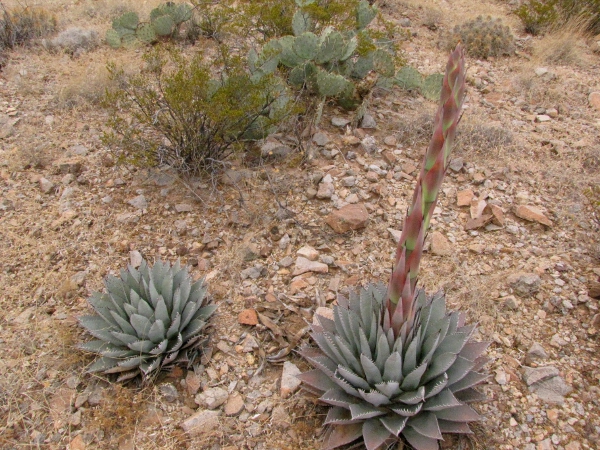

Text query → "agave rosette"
[79,259,216,382]
[299,283,489,450]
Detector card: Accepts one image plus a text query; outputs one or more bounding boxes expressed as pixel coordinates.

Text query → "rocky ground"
[0,0,599,449]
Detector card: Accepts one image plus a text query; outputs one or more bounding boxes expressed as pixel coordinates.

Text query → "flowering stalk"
[385,44,466,338]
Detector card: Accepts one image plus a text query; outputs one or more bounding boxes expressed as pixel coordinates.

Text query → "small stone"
[186,372,202,395]
[565,442,581,450]
[281,361,302,398]
[388,228,402,243]
[522,366,560,386]
[537,438,553,450]
[240,265,264,280]
[470,199,487,219]
[341,176,356,187]
[535,114,551,122]
[279,256,294,267]
[292,257,329,276]
[306,187,317,199]
[495,369,508,385]
[448,157,464,172]
[546,108,558,118]
[366,171,379,182]
[39,177,55,194]
[160,383,179,402]
[271,405,291,429]
[316,182,335,199]
[325,203,369,233]
[175,203,193,213]
[195,387,228,410]
[241,334,259,352]
[360,113,376,129]
[535,67,548,76]
[332,117,351,127]
[526,342,549,364]
[515,205,552,227]
[129,250,143,268]
[313,131,330,146]
[238,308,258,326]
[260,139,293,158]
[546,409,559,424]
[457,189,474,206]
[502,295,520,310]
[297,245,319,261]
[69,435,86,450]
[430,231,452,256]
[588,92,600,111]
[128,195,148,210]
[361,135,378,154]
[181,410,220,436]
[224,393,244,416]
[383,136,396,146]
[508,272,541,297]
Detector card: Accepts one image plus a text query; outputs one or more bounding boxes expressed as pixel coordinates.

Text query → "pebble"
[526,342,549,364]
[280,361,302,398]
[195,387,228,409]
[589,91,600,111]
[457,189,474,206]
[297,245,319,261]
[515,205,552,227]
[313,132,329,146]
[325,203,369,233]
[224,392,245,416]
[128,194,148,210]
[129,250,143,268]
[316,182,334,199]
[508,272,541,297]
[430,231,452,256]
[181,409,220,436]
[292,257,328,276]
[238,308,258,326]
[39,177,55,194]
[331,117,350,127]
[175,203,193,213]
[360,113,376,129]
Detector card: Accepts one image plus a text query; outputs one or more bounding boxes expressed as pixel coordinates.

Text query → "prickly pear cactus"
[357,0,378,30]
[152,14,176,36]
[422,73,444,101]
[136,23,157,44]
[395,66,423,90]
[106,28,122,49]
[113,11,139,35]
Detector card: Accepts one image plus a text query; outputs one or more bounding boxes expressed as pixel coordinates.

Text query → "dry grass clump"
[455,121,514,154]
[531,16,590,65]
[395,112,435,147]
[55,63,116,109]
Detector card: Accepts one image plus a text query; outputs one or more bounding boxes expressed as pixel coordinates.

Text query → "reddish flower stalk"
[385,44,466,338]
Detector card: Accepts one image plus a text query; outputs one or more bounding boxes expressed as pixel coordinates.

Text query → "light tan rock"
[457,189,474,207]
[430,231,452,256]
[515,205,552,227]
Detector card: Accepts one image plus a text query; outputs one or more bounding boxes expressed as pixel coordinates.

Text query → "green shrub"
[515,0,600,35]
[102,47,291,175]
[442,16,514,59]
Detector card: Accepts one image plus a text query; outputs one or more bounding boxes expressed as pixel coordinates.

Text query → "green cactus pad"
[356,0,378,30]
[316,68,349,97]
[295,0,316,6]
[314,30,344,64]
[118,11,139,31]
[373,49,395,77]
[395,66,423,90]
[136,23,157,44]
[352,53,374,79]
[105,29,122,49]
[292,10,311,36]
[152,14,176,36]
[289,65,308,86]
[278,36,306,67]
[150,6,163,22]
[120,33,138,48]
[292,32,319,61]
[169,3,192,24]
[422,73,444,101]
[340,36,358,61]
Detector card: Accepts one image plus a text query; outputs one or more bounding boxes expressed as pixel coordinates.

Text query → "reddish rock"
[589,91,600,111]
[292,257,328,276]
[456,189,474,207]
[325,203,369,233]
[430,231,452,256]
[181,410,220,436]
[470,198,487,219]
[238,309,258,326]
[69,435,86,450]
[486,204,505,226]
[515,205,552,227]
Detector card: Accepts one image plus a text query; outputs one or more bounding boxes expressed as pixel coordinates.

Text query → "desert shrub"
[102,47,291,175]
[442,16,514,59]
[47,28,99,55]
[585,184,600,225]
[515,0,600,35]
[0,5,57,67]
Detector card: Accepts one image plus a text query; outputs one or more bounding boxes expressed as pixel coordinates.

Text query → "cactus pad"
[422,73,444,101]
[373,49,395,77]
[356,0,378,30]
[105,29,122,49]
[315,30,344,64]
[293,32,319,61]
[120,33,138,47]
[395,66,423,90]
[316,69,349,97]
[152,14,176,36]
[292,10,311,36]
[136,23,157,44]
[117,11,139,31]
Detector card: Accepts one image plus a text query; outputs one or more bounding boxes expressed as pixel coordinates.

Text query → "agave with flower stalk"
[298,44,490,450]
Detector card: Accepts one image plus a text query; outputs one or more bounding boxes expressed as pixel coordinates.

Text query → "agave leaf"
[420,332,440,366]
[472,356,491,372]
[140,278,151,306]
[313,332,347,367]
[403,333,421,375]
[181,319,206,342]
[454,388,487,403]
[167,333,184,353]
[397,386,425,405]
[180,299,201,331]
[422,352,457,384]
[300,349,337,378]
[437,419,472,434]
[324,406,356,425]
[154,298,170,324]
[361,354,383,385]
[349,288,360,317]
[79,340,116,355]
[130,313,152,339]
[137,298,155,319]
[446,356,475,385]
[79,316,124,346]
[128,339,156,353]
[374,381,401,398]
[358,328,373,360]
[149,338,169,355]
[434,404,481,422]
[117,355,148,370]
[166,313,181,339]
[334,307,355,352]
[363,418,392,450]
[349,403,387,420]
[424,373,449,399]
[123,303,137,318]
[423,389,461,411]
[116,370,140,382]
[382,352,402,382]
[407,411,442,440]
[129,288,141,310]
[188,280,206,304]
[323,423,362,450]
[331,373,360,396]
[176,278,191,314]
[92,306,121,329]
[459,341,490,361]
[320,387,358,409]
[402,425,440,450]
[401,362,428,391]
[140,356,163,375]
[380,414,408,436]
[358,389,391,407]
[359,286,373,327]
[148,320,166,343]
[297,369,338,393]
[448,371,489,393]
[150,260,165,292]
[106,274,128,303]
[88,292,112,312]
[435,332,469,356]
[88,356,120,373]
[172,265,187,289]
[148,280,160,308]
[390,402,422,417]
[163,349,180,364]
[315,312,336,334]
[111,331,139,345]
[374,333,391,371]
[197,304,217,320]
[161,273,174,309]
[337,365,370,391]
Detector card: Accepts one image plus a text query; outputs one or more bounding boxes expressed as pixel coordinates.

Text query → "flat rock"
[238,308,258,326]
[508,272,541,297]
[430,231,452,256]
[195,387,228,410]
[325,203,369,233]
[316,182,334,199]
[313,132,330,146]
[589,91,600,111]
[128,195,148,210]
[457,189,474,206]
[297,245,319,261]
[39,177,55,194]
[388,228,402,243]
[181,409,220,436]
[470,199,487,219]
[522,366,560,386]
[224,392,245,416]
[515,205,552,227]
[449,157,464,172]
[281,361,302,398]
[175,203,193,213]
[292,257,328,276]
[360,113,377,129]
[526,342,549,364]
[129,250,143,268]
[260,140,293,158]
[332,117,351,127]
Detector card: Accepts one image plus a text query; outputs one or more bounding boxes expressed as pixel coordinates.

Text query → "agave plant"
[79,259,216,382]
[299,44,490,450]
